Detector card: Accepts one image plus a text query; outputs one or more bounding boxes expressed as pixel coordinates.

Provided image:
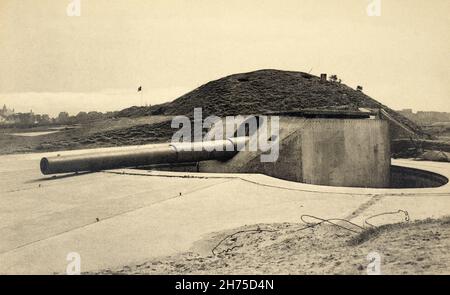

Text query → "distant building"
[0,104,14,117]
[397,109,450,125]
[0,104,15,124]
[399,109,413,114]
[0,105,54,126]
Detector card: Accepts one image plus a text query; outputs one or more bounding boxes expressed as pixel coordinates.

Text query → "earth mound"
[118,69,425,136]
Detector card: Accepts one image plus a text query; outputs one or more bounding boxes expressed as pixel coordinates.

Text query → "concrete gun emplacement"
[40,114,392,189]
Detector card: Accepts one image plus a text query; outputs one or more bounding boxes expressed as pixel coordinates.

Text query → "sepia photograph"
[0,0,449,287]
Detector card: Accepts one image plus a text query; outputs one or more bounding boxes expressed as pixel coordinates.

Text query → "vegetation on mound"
[118,69,425,137]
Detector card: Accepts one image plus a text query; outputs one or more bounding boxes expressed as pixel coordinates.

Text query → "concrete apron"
[0,150,449,274]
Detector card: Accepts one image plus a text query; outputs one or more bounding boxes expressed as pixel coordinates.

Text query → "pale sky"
[0,0,449,116]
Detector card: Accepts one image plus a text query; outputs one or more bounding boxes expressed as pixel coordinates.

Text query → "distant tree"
[87,111,103,121]
[75,111,88,123]
[104,111,116,118]
[41,114,51,124]
[356,85,363,92]
[14,112,34,125]
[57,112,70,124]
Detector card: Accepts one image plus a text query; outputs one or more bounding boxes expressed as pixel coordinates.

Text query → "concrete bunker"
[40,110,448,189]
[199,112,391,188]
[147,111,448,189]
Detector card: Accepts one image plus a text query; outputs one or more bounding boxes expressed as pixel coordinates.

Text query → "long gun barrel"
[40,137,248,175]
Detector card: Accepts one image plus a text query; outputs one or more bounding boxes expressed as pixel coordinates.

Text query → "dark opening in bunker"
[389,165,448,188]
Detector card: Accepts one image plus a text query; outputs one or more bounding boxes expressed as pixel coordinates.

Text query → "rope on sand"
[211,210,410,256]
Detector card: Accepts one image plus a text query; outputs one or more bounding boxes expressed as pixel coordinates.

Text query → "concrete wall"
[199,117,391,188]
[300,119,390,188]
[199,116,306,177]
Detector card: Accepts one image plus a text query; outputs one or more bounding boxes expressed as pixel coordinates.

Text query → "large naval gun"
[40,137,248,175]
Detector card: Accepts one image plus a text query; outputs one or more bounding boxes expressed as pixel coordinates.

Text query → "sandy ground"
[1,153,449,274]
[90,218,450,275]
